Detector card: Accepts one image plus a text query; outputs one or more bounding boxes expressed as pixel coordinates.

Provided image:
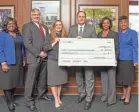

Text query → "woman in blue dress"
[0,17,25,112]
[117,16,138,105]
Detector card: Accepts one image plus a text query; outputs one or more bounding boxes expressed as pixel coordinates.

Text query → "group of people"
[0,8,138,112]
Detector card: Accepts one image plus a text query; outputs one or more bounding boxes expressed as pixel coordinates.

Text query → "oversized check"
[58,38,116,66]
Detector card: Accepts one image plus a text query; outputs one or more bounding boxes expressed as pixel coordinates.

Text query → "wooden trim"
[129,1,138,5]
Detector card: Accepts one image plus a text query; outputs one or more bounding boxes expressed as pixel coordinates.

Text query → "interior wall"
[0,0,138,95]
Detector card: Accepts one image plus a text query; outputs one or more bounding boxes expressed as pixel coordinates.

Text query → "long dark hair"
[2,17,20,34]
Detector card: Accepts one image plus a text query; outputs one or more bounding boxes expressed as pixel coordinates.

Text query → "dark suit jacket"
[22,22,49,64]
[44,33,61,61]
[68,24,97,38]
[97,30,119,59]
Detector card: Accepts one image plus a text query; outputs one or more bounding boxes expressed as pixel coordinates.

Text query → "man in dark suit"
[68,11,97,110]
[22,8,51,111]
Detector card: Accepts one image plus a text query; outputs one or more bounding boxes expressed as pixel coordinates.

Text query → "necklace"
[102,30,109,37]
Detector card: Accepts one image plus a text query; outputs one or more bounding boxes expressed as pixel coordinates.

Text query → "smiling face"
[55,21,62,32]
[7,20,16,32]
[31,10,40,23]
[102,19,110,30]
[119,19,128,31]
[77,12,86,25]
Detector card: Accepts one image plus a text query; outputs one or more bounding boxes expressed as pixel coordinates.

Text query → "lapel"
[75,24,78,37]
[42,24,47,31]
[17,35,25,57]
[107,30,112,38]
[97,31,102,38]
[99,30,111,38]
[31,21,46,38]
[82,24,87,38]
[6,33,14,45]
[31,21,40,31]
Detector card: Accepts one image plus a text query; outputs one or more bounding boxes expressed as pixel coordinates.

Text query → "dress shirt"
[34,22,46,36]
[78,24,85,34]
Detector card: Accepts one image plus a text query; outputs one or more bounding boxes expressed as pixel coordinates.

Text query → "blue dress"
[117,28,138,85]
[0,35,24,89]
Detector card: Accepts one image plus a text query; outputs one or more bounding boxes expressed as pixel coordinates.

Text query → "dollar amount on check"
[58,38,116,66]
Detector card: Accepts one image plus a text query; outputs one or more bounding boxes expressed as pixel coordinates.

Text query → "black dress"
[47,33,68,86]
[0,36,23,90]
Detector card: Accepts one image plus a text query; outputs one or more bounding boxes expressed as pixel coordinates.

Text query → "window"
[129,5,139,34]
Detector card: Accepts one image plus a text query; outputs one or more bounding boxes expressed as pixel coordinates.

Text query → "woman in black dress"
[0,17,25,112]
[43,20,68,109]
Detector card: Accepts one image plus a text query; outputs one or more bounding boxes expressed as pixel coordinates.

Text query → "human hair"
[118,15,128,22]
[50,20,67,43]
[2,17,20,34]
[77,11,86,18]
[99,17,112,29]
[31,8,41,14]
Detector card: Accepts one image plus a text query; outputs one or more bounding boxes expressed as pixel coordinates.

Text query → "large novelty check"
[58,38,116,66]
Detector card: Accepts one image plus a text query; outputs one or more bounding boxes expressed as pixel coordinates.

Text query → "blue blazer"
[0,32,25,64]
[118,28,138,63]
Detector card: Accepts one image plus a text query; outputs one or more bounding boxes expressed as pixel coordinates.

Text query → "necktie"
[78,26,83,36]
[39,24,45,40]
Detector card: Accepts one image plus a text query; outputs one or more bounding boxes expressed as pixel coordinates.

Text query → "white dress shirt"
[78,24,85,34]
[34,22,46,36]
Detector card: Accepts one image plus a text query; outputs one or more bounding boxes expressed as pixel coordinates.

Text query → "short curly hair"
[2,17,20,34]
[99,17,112,29]
[118,15,128,22]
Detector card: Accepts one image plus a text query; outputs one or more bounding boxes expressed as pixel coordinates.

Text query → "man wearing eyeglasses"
[22,8,52,112]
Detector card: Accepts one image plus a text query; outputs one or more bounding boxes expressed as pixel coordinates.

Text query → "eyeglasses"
[7,23,16,26]
[31,14,40,16]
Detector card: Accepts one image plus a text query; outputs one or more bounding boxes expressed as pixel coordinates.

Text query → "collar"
[56,32,61,37]
[78,24,85,28]
[33,21,40,27]
[119,28,130,35]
